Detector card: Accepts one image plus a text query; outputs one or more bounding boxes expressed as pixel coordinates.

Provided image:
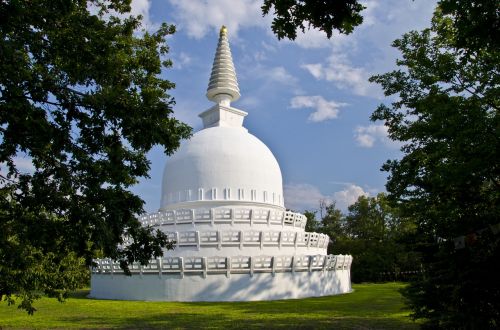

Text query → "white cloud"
[354,124,399,148]
[168,0,268,39]
[359,0,380,27]
[332,184,369,211]
[88,0,156,31]
[296,0,436,98]
[173,52,192,69]
[0,156,35,179]
[14,157,35,173]
[238,65,300,106]
[238,96,260,108]
[301,54,379,97]
[130,0,153,28]
[284,183,328,211]
[301,64,323,79]
[290,95,347,122]
[264,66,297,85]
[293,27,356,50]
[284,182,370,212]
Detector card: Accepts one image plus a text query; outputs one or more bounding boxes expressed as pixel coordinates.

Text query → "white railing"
[92,254,353,277]
[122,230,329,250]
[139,209,307,229]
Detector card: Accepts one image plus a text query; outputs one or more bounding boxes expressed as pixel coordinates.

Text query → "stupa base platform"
[90,269,351,301]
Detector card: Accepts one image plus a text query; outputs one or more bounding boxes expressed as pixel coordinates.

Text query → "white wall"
[90,269,352,301]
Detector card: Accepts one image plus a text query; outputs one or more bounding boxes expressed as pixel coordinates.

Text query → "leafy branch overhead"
[262,0,365,40]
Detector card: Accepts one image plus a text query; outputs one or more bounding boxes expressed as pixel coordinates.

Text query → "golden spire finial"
[220,25,227,36]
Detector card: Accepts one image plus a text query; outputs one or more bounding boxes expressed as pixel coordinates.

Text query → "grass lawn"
[0,282,418,329]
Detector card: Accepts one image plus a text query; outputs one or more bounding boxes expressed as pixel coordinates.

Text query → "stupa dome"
[161,126,284,210]
[160,25,283,210]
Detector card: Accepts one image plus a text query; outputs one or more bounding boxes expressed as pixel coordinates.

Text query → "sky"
[5,0,438,214]
[126,0,439,214]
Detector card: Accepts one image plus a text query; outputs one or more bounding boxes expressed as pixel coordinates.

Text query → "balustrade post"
[175,231,180,249]
[278,231,282,249]
[196,231,201,250]
[158,258,162,278]
[211,208,215,226]
[202,257,208,278]
[217,230,222,250]
[308,256,313,273]
[271,256,276,276]
[239,231,244,250]
[191,209,195,226]
[250,256,254,277]
[249,209,253,226]
[259,231,264,250]
[294,232,298,249]
[179,257,184,278]
[226,256,231,278]
[291,256,296,273]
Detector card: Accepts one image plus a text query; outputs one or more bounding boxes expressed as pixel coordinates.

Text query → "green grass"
[0,283,417,329]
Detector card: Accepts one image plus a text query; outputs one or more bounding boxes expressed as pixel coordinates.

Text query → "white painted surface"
[90,269,351,301]
[91,26,353,302]
[160,127,284,209]
[206,26,240,104]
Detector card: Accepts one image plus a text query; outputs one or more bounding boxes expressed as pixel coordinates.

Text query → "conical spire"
[206,26,240,106]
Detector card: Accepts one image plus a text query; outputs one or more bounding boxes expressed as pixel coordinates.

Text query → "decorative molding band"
[165,188,283,207]
[140,208,307,229]
[123,230,329,250]
[92,254,353,278]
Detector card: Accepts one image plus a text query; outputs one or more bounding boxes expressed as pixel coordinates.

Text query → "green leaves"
[370,1,499,327]
[0,0,191,313]
[311,195,418,283]
[261,0,365,40]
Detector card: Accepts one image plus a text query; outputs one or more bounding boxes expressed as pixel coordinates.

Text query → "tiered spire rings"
[206,26,241,106]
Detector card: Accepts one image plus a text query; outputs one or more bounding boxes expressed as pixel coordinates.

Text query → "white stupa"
[90,27,352,301]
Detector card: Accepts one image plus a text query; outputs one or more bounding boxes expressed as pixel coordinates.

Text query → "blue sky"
[127,0,438,214]
[5,0,438,214]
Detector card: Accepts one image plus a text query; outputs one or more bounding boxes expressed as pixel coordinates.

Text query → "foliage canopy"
[310,195,418,283]
[262,0,365,40]
[0,0,191,313]
[370,0,499,327]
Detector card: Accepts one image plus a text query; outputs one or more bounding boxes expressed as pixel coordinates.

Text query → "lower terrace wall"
[90,269,352,301]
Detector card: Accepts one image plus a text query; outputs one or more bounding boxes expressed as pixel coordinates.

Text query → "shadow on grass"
[68,289,91,299]
[51,283,417,329]
[53,311,416,330]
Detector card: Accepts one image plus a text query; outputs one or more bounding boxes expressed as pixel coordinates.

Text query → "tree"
[261,0,365,40]
[345,195,385,240]
[333,194,418,282]
[370,1,499,327]
[304,210,319,232]
[320,201,344,240]
[0,0,191,313]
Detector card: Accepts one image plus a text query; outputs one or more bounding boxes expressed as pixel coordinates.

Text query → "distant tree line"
[304,193,420,283]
